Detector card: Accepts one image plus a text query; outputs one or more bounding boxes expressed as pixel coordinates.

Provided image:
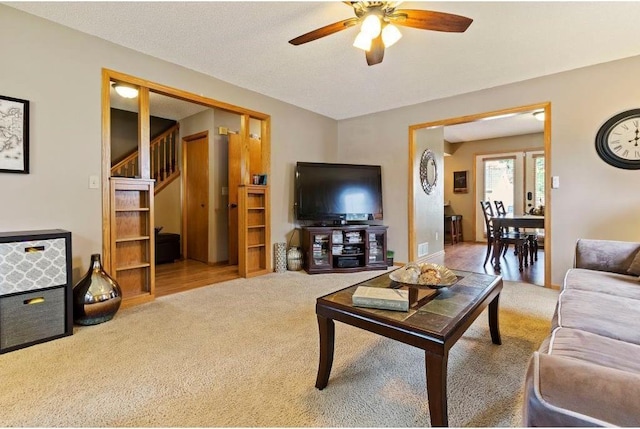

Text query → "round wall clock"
[595,109,640,170]
[419,149,437,194]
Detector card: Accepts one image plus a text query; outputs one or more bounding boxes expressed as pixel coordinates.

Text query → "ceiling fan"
[288,1,473,66]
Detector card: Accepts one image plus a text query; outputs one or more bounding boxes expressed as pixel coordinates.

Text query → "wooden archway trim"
[408,102,552,288]
[101,68,271,272]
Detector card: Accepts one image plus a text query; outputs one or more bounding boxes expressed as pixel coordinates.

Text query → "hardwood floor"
[431,242,545,287]
[154,241,544,299]
[154,259,240,298]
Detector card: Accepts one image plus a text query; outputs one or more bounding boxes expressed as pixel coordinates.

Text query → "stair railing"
[111,124,180,193]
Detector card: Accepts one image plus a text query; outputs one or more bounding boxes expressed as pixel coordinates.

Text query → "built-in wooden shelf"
[115,262,152,272]
[115,208,150,212]
[115,235,151,243]
[109,177,155,307]
[238,185,270,278]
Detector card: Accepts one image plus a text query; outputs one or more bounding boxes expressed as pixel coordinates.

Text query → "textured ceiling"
[8,1,640,122]
[446,111,544,143]
[6,1,634,143]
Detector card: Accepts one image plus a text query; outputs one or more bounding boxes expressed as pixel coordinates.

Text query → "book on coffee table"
[352,286,409,312]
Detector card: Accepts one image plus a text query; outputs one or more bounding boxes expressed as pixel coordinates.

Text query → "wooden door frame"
[408,102,552,288]
[182,131,209,261]
[101,68,271,272]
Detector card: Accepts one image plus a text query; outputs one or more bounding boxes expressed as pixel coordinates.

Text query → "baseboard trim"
[415,250,445,264]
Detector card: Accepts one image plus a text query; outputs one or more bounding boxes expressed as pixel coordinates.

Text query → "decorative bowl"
[389,262,458,289]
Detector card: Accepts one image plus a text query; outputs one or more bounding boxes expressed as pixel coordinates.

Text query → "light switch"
[221,187,228,196]
[551,176,560,189]
[89,175,100,189]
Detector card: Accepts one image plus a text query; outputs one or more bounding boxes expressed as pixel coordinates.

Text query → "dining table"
[491,214,544,270]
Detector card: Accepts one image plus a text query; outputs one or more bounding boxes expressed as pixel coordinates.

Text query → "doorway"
[102,68,271,300]
[408,102,552,288]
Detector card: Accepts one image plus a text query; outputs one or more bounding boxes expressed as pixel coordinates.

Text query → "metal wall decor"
[419,149,437,194]
[0,95,29,174]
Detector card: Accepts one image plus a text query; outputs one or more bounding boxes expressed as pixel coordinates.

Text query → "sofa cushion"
[564,268,640,299]
[575,239,640,275]
[547,327,640,374]
[524,352,640,427]
[557,289,640,345]
[628,250,640,276]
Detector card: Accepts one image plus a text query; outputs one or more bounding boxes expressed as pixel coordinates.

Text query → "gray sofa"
[523,238,640,427]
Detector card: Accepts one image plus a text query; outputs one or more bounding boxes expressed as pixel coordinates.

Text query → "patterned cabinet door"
[0,238,67,296]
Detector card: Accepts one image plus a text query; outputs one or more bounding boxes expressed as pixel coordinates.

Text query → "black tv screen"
[295,162,383,223]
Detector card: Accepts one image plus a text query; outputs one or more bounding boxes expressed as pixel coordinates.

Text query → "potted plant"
[386,250,394,267]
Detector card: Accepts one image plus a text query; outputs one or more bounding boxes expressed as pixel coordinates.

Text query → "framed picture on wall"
[0,95,29,174]
[453,170,468,193]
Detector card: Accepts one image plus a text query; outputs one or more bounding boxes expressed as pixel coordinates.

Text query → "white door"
[524,150,545,212]
[475,150,545,241]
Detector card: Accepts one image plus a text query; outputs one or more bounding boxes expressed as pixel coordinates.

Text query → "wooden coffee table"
[315,269,503,427]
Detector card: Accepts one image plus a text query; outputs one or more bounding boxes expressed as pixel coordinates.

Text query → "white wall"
[338,57,640,286]
[154,179,181,235]
[0,6,337,280]
[413,127,445,259]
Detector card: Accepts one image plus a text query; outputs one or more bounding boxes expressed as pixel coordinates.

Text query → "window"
[483,157,515,213]
[533,155,545,207]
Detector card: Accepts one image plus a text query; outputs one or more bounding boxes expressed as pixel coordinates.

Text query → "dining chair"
[494,200,539,263]
[494,200,507,216]
[528,234,539,264]
[480,201,530,271]
[493,200,513,254]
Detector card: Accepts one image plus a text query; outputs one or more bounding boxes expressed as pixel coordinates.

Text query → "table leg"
[517,241,525,271]
[492,238,502,271]
[315,315,335,390]
[529,236,538,263]
[425,351,449,427]
[488,294,502,345]
[451,219,455,244]
[449,218,455,245]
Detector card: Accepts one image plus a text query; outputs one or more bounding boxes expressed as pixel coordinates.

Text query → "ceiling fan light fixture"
[114,83,139,99]
[381,23,402,47]
[288,2,473,67]
[353,31,372,51]
[533,110,545,121]
[361,14,382,39]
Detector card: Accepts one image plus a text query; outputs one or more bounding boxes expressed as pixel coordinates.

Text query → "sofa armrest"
[524,352,640,427]
[574,239,640,275]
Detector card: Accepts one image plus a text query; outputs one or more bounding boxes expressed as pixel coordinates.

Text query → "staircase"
[111,124,180,194]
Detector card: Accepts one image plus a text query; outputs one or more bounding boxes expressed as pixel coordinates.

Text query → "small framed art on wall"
[0,95,30,174]
[453,170,468,193]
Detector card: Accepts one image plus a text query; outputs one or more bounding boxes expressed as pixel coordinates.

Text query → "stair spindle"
[163,136,167,181]
[169,131,174,176]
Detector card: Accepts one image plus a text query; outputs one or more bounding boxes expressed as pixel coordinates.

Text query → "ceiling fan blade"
[289,18,359,45]
[392,9,473,32]
[366,35,385,66]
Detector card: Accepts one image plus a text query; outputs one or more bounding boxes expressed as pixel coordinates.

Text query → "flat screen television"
[295,162,383,224]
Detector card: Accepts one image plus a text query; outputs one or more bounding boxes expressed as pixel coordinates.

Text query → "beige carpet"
[0,270,558,427]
